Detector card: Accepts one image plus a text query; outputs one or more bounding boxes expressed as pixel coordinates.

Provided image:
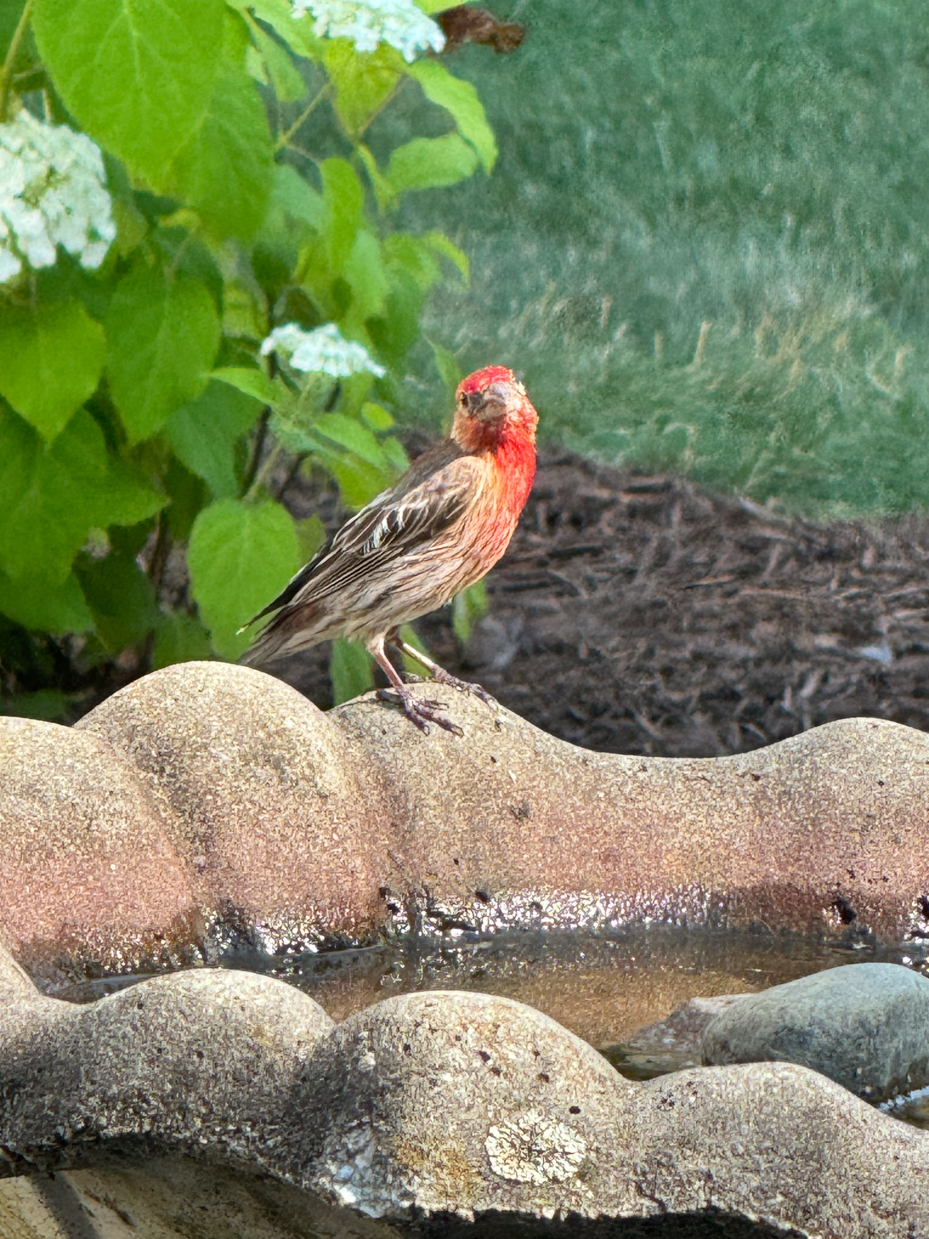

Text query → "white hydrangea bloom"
[0,110,116,284]
[262,322,387,378]
[292,0,445,62]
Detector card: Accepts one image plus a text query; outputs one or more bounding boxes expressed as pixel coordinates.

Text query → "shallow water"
[56,927,929,1124]
[59,927,918,1047]
[233,928,923,1044]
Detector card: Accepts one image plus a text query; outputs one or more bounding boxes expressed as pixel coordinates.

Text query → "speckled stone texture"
[1,954,928,1237]
[334,688,929,943]
[0,716,201,986]
[75,662,392,955]
[3,659,908,978]
[0,965,334,1176]
[701,961,929,1101]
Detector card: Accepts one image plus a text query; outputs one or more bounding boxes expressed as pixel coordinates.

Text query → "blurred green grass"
[379,0,929,518]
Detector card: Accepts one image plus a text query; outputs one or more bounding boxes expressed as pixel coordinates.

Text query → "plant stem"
[356,77,407,138]
[276,83,330,151]
[147,512,172,596]
[0,0,34,123]
[245,442,286,502]
[275,451,308,502]
[243,406,271,494]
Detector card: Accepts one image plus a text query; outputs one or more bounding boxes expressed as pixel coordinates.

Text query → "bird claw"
[375,688,464,737]
[428,668,496,708]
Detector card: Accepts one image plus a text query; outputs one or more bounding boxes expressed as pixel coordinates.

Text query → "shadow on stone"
[416,1212,801,1238]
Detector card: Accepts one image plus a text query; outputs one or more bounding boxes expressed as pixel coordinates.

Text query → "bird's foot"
[376,687,464,737]
[427,667,496,708]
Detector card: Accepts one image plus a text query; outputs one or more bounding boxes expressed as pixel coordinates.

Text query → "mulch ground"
[276,447,929,758]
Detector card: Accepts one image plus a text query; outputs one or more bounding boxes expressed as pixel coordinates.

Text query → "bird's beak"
[472,382,510,420]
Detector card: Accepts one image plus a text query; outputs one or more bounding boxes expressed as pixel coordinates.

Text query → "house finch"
[242,365,538,734]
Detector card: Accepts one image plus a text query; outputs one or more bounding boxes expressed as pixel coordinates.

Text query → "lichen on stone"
[485,1111,587,1184]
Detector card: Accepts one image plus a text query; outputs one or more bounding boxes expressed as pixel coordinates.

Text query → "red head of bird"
[451,365,538,522]
[452,365,538,455]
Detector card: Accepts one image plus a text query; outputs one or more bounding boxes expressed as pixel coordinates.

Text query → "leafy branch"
[0,0,497,716]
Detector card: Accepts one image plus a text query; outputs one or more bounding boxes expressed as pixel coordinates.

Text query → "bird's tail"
[238,602,325,667]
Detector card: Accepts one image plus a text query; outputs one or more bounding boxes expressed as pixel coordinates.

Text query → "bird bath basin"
[4,663,929,1236]
[55,924,929,1110]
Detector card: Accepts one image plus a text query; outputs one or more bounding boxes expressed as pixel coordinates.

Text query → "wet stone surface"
[2,945,929,1237]
[701,961,929,1102]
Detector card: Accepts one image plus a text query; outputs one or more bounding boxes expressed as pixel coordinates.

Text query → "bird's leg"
[367,635,463,737]
[390,633,496,709]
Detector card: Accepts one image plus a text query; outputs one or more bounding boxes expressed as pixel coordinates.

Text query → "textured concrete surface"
[291,990,633,1218]
[0,1157,399,1239]
[0,716,201,986]
[0,967,333,1176]
[701,961,929,1101]
[336,682,929,942]
[1,952,928,1237]
[75,662,393,955]
[11,660,911,976]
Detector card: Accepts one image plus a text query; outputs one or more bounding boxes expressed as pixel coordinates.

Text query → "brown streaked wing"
[247,441,478,624]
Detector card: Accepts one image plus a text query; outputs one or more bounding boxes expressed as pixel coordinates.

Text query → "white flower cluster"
[292,0,445,62]
[261,322,387,378]
[0,110,116,284]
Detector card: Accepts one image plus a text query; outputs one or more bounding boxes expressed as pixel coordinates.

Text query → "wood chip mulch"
[278,448,929,758]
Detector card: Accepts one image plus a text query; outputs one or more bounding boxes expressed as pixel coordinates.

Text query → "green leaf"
[0,0,27,57]
[214,364,276,403]
[313,412,388,467]
[100,456,168,530]
[74,550,159,652]
[356,142,395,211]
[452,578,488,643]
[380,435,409,471]
[32,0,225,184]
[106,265,221,444]
[246,0,322,61]
[386,134,479,194]
[429,337,462,399]
[368,267,424,364]
[166,380,263,498]
[166,66,276,239]
[164,455,206,540]
[222,4,250,65]
[0,301,105,442]
[330,637,374,704]
[212,366,287,408]
[323,40,403,136]
[325,453,393,508]
[0,569,93,633]
[421,231,469,284]
[248,15,306,100]
[383,233,440,290]
[222,276,269,341]
[321,157,364,275]
[188,497,299,659]
[151,611,214,669]
[267,164,326,230]
[343,230,388,322]
[406,60,497,173]
[0,690,77,721]
[0,405,164,583]
[360,401,393,431]
[294,513,327,562]
[247,41,268,84]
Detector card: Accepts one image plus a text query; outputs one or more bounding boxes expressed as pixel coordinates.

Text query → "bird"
[241,365,538,734]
